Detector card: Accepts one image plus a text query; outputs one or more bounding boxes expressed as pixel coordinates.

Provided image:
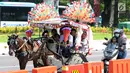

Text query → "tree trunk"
[101,0,112,27]
[113,0,118,27]
[102,0,118,27]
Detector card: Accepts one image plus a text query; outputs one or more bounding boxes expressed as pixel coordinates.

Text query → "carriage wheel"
[65,53,88,65]
[37,58,44,67]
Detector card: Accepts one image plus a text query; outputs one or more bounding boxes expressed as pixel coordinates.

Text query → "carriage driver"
[25,28,34,50]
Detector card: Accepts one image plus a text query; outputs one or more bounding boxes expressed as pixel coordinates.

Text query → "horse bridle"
[8,36,19,52]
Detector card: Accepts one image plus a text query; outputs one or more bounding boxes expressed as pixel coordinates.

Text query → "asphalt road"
[0,50,130,72]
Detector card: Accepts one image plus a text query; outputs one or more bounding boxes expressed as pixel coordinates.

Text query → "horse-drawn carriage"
[7,1,95,71]
[32,18,93,70]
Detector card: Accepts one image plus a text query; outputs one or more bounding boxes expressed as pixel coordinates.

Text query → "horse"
[7,34,49,70]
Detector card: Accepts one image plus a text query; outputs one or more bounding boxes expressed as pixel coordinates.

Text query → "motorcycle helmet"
[114,29,121,38]
[120,29,124,35]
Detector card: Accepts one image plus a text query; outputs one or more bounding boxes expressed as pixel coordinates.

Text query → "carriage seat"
[33,40,42,52]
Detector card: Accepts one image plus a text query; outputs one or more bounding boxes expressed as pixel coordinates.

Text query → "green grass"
[0,32,130,43]
[93,33,112,40]
[93,33,130,40]
[0,33,40,43]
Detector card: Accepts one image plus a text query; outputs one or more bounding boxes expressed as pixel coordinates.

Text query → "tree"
[101,0,130,26]
[100,0,119,27]
[101,0,111,27]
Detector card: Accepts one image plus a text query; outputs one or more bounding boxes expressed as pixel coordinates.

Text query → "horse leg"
[41,55,50,66]
[18,57,28,70]
[33,59,38,68]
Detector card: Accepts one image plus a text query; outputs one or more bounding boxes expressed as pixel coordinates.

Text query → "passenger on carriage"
[42,30,49,38]
[79,30,89,54]
[71,28,77,47]
[60,26,73,48]
[59,26,73,58]
[51,29,60,43]
[40,30,50,43]
[50,29,60,54]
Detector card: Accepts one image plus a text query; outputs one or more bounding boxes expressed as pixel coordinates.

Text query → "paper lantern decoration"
[25,29,33,38]
[62,27,71,42]
[28,2,59,24]
[62,1,95,23]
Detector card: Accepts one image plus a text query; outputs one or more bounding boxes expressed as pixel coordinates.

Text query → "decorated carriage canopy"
[62,1,95,23]
[28,1,95,28]
[28,2,59,24]
[30,17,90,30]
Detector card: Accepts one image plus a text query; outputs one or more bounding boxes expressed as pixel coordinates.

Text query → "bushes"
[0,26,130,34]
[91,27,112,33]
[0,26,39,33]
[91,26,130,35]
[123,28,130,34]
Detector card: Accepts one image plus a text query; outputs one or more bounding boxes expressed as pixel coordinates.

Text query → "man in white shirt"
[59,26,73,58]
[60,35,73,47]
[60,27,73,47]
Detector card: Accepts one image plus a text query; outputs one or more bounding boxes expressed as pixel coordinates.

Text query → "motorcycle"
[102,37,119,73]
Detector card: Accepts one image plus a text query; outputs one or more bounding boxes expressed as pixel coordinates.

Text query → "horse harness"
[9,36,36,57]
[17,40,28,51]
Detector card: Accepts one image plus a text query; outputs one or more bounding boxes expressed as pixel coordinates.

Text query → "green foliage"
[59,0,69,6]
[1,26,130,35]
[100,3,104,12]
[91,27,112,33]
[91,26,130,35]
[119,18,129,22]
[0,26,39,33]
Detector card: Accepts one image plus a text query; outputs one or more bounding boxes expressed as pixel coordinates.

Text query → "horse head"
[7,34,20,56]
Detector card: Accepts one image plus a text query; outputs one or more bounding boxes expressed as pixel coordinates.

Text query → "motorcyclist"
[103,29,127,59]
[112,29,127,59]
